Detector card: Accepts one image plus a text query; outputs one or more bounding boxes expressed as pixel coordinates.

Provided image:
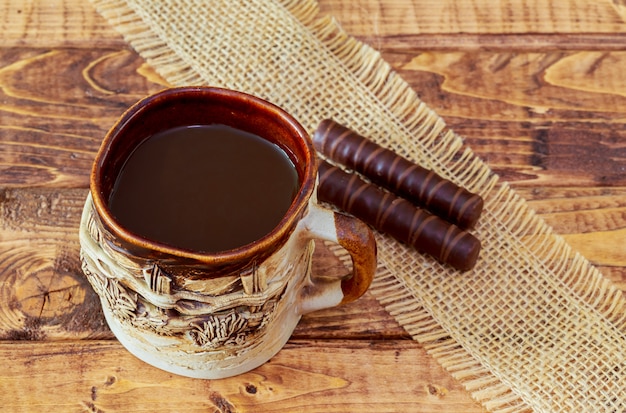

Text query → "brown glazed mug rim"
[90,86,316,268]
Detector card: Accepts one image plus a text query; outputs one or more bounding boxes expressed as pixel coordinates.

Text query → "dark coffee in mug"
[108,124,299,252]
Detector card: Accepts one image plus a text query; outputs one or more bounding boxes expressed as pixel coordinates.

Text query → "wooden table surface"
[1,1,625,411]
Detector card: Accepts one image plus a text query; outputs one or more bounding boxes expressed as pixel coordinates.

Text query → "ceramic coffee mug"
[79,86,377,379]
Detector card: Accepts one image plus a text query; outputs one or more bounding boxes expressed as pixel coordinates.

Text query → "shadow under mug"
[79,86,377,379]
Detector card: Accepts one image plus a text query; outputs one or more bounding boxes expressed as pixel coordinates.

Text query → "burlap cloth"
[89,0,626,411]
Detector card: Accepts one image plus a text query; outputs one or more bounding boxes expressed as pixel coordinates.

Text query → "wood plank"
[393,51,626,119]
[318,0,626,35]
[2,47,626,188]
[519,186,626,235]
[3,0,624,48]
[0,339,485,412]
[0,0,125,47]
[351,33,626,53]
[2,0,625,52]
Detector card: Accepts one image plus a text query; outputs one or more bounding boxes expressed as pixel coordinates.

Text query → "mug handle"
[298,201,377,315]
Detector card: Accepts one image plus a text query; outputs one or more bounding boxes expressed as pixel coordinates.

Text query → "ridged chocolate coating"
[314,119,484,229]
[318,161,480,271]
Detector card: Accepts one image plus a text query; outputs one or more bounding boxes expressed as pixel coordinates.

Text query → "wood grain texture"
[1,0,625,411]
[381,49,626,186]
[0,340,483,413]
[317,0,626,35]
[518,186,626,291]
[0,0,125,47]
[0,47,167,187]
[0,188,108,340]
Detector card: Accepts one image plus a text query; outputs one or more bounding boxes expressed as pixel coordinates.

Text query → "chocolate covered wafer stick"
[314,119,484,229]
[318,161,480,271]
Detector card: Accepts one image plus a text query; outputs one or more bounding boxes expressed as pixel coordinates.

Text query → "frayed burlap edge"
[88,0,626,411]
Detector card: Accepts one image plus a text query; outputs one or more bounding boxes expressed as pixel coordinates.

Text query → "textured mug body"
[79,87,377,379]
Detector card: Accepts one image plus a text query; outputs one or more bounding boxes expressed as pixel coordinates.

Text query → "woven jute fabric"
[89,0,626,411]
